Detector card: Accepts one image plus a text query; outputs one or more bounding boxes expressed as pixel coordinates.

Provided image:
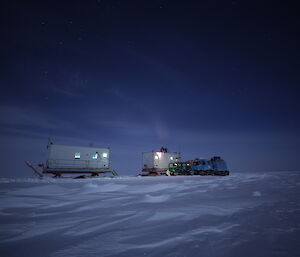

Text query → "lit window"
[92,153,98,159]
[75,152,80,159]
[154,155,159,160]
[156,152,162,159]
[170,156,173,160]
[102,152,108,158]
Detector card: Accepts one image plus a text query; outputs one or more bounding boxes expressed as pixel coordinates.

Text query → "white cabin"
[46,144,110,171]
[142,150,181,170]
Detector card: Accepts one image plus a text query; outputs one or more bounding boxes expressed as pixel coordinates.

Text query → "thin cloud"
[0,105,74,132]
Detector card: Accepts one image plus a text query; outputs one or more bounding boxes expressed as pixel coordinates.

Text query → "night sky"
[1,0,299,176]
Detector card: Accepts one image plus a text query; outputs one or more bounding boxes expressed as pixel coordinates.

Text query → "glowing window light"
[170,156,174,160]
[156,152,162,159]
[92,153,98,159]
[75,152,80,159]
[154,155,159,160]
[102,152,108,158]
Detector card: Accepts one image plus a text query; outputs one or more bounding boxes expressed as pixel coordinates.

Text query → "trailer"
[139,147,181,176]
[26,143,118,178]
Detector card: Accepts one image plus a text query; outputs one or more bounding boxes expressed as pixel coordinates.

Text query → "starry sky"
[1,0,299,176]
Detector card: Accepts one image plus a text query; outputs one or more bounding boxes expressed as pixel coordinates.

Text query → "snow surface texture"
[0,172,299,257]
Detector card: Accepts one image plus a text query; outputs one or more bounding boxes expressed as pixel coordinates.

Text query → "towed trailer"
[138,147,181,176]
[26,143,118,178]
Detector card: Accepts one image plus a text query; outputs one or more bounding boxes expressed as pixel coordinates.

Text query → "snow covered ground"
[0,172,300,257]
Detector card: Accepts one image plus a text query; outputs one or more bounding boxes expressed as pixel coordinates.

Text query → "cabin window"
[102,152,108,158]
[92,153,98,159]
[170,156,173,160]
[154,155,159,160]
[74,152,80,159]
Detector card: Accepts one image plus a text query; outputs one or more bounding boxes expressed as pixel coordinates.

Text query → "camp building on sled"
[42,144,117,177]
[141,147,181,176]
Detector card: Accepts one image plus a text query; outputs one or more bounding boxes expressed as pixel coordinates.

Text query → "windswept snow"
[0,172,300,257]
[253,191,262,197]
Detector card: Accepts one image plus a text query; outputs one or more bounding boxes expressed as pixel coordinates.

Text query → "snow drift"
[0,172,299,257]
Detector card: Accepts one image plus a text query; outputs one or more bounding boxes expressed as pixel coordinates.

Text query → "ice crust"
[0,172,300,257]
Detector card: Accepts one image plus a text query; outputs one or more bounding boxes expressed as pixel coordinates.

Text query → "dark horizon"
[1,0,299,177]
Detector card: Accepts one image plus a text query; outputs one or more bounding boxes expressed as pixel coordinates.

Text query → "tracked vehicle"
[168,156,229,176]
